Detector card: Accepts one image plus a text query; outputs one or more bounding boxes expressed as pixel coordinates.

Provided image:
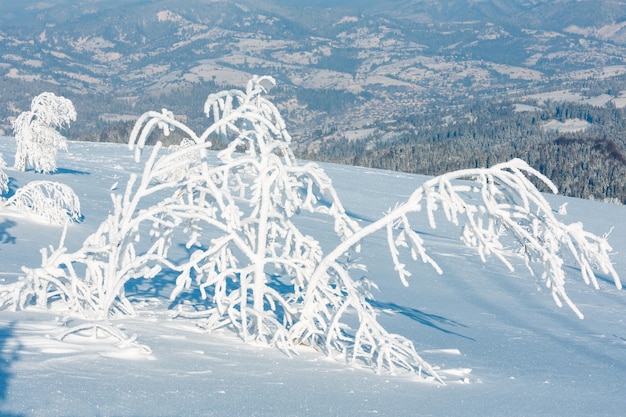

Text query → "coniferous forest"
[296,93,626,204]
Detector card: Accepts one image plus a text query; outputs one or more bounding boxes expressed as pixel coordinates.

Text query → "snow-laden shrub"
[4,180,82,225]
[2,77,621,383]
[13,92,76,174]
[0,151,80,225]
[154,137,202,183]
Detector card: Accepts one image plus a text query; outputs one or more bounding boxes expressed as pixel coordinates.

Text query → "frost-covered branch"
[0,155,8,196]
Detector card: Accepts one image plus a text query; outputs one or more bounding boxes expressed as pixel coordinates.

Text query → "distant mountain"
[2,0,626,143]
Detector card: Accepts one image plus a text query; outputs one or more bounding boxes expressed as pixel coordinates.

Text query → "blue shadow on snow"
[0,221,16,246]
[0,322,25,416]
[369,299,475,341]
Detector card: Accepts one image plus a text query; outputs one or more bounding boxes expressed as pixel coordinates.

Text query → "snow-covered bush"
[4,180,82,225]
[1,77,621,383]
[13,92,76,174]
[0,151,81,225]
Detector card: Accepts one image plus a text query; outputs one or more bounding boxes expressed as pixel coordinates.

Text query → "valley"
[2,0,626,202]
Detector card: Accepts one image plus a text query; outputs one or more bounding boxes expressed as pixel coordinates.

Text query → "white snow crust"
[0,138,624,416]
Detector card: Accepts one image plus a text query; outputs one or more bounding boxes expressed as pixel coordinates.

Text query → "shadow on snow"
[0,322,25,417]
[122,242,476,342]
[369,299,475,341]
[53,167,90,176]
[2,179,19,200]
[0,221,16,246]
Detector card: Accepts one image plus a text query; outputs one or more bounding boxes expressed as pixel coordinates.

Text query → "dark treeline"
[295,88,360,112]
[76,120,216,149]
[530,137,626,202]
[298,99,626,203]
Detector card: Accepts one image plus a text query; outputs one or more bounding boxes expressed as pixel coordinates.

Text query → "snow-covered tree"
[1,77,620,383]
[13,92,76,174]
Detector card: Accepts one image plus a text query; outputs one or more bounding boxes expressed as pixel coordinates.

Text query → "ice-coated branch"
[299,159,619,328]
[289,158,620,379]
[0,155,9,196]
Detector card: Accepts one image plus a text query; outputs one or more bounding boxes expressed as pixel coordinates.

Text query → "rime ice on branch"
[0,155,8,196]
[1,76,620,383]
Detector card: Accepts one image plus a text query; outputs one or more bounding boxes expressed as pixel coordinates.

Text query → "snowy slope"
[0,138,625,416]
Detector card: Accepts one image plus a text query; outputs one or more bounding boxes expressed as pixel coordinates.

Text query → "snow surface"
[542,118,591,133]
[0,138,625,416]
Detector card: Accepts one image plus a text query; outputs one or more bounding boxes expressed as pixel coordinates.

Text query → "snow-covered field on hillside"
[0,138,625,416]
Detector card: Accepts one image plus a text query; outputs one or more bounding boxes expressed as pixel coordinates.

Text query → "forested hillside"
[297,92,626,204]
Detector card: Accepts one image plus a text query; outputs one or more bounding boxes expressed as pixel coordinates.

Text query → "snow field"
[0,138,624,416]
